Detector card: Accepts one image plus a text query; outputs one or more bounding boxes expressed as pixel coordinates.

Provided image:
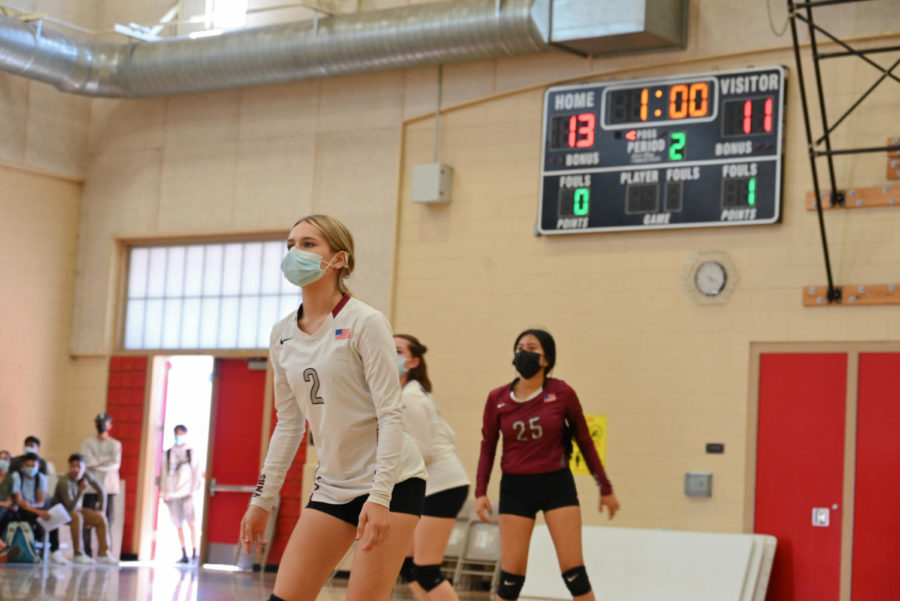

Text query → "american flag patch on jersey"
[335,328,350,340]
[544,393,557,402]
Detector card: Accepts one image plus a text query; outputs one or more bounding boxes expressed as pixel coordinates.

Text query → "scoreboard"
[538,66,786,234]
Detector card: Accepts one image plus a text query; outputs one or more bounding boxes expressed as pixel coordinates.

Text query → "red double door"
[755,352,900,601]
[205,358,306,566]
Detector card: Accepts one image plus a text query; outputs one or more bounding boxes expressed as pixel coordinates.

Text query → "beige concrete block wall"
[0,0,99,179]
[0,165,82,470]
[393,28,900,533]
[73,70,405,355]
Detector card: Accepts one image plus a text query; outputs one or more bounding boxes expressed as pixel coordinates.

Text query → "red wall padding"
[852,353,900,600]
[106,356,148,556]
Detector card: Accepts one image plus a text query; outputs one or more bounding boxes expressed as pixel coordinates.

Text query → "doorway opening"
[150,355,214,564]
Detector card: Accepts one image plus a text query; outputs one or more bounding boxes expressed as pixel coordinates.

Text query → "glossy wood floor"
[0,563,495,601]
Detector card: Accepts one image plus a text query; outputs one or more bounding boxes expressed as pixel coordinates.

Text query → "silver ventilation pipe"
[0,0,551,98]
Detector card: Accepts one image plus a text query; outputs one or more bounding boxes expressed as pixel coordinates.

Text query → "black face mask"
[513,350,543,379]
[96,422,108,434]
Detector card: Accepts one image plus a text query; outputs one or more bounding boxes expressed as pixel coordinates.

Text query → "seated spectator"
[10,453,66,565]
[52,453,118,565]
[0,450,21,562]
[0,450,15,533]
[10,436,50,475]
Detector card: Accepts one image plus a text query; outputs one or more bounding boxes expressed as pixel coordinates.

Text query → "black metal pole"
[792,0,874,7]
[814,144,900,157]
[815,56,900,145]
[788,0,840,302]
[794,14,900,85]
[819,44,900,60]
[804,5,841,201]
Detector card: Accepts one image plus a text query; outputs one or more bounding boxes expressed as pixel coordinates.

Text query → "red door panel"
[852,353,900,600]
[206,359,267,547]
[755,353,846,601]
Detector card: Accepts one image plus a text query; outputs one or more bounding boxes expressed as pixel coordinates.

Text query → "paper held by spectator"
[37,503,72,531]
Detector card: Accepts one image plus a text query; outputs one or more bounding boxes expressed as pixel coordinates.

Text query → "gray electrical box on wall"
[412,163,453,203]
[685,472,713,497]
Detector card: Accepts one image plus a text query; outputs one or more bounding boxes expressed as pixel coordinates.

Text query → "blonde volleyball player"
[394,334,470,601]
[475,329,620,601]
[239,215,427,601]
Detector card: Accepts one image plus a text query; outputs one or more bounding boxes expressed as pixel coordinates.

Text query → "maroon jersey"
[475,378,612,497]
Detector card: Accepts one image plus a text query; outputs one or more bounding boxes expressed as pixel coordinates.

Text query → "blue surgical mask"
[174,435,184,446]
[280,248,340,287]
[397,356,408,376]
[0,459,8,472]
[23,466,38,478]
[23,445,37,455]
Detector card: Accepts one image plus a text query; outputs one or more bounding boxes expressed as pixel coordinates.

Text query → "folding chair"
[453,520,502,593]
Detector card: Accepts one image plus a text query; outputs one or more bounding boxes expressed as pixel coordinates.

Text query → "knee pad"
[562,565,591,596]
[497,570,525,600]
[399,556,416,583]
[413,563,445,592]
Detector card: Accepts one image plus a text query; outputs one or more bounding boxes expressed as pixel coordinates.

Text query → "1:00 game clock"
[537,66,786,234]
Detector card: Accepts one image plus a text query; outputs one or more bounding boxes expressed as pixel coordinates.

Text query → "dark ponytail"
[395,334,433,393]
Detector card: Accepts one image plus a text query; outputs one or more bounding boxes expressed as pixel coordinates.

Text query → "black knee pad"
[497,570,526,600]
[399,556,416,583]
[562,565,592,596]
[413,563,445,592]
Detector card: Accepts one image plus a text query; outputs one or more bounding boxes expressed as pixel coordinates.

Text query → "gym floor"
[0,564,497,601]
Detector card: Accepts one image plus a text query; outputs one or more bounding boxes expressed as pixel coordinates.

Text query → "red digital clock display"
[603,79,716,128]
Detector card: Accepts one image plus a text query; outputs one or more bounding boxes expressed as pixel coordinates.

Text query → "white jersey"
[401,381,470,497]
[251,296,426,511]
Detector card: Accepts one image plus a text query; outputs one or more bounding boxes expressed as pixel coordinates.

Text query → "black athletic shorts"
[423,485,469,518]
[306,477,425,527]
[498,469,579,519]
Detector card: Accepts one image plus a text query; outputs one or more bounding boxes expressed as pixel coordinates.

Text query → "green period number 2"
[669,132,686,161]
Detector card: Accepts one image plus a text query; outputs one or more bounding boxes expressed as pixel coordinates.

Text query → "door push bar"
[208,478,256,497]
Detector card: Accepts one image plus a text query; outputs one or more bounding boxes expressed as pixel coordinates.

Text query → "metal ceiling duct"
[0,0,686,98]
[0,0,550,97]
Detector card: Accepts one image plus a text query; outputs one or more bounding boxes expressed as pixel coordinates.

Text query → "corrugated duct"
[0,0,551,97]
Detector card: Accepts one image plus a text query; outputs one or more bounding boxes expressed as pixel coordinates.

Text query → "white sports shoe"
[98,552,119,565]
[74,553,95,565]
[50,550,70,565]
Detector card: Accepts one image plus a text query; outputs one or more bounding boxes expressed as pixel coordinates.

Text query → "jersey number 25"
[512,416,543,441]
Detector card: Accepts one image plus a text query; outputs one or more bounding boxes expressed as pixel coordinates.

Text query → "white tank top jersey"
[251,295,426,511]
[401,380,470,497]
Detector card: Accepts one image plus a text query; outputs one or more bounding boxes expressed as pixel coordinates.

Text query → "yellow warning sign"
[569,414,607,475]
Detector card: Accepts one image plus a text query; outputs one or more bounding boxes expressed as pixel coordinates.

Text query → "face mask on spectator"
[174,435,184,445]
[23,445,37,455]
[0,459,9,471]
[23,466,38,478]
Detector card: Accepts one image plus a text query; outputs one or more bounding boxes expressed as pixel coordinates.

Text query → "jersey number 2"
[513,416,543,441]
[303,368,324,405]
